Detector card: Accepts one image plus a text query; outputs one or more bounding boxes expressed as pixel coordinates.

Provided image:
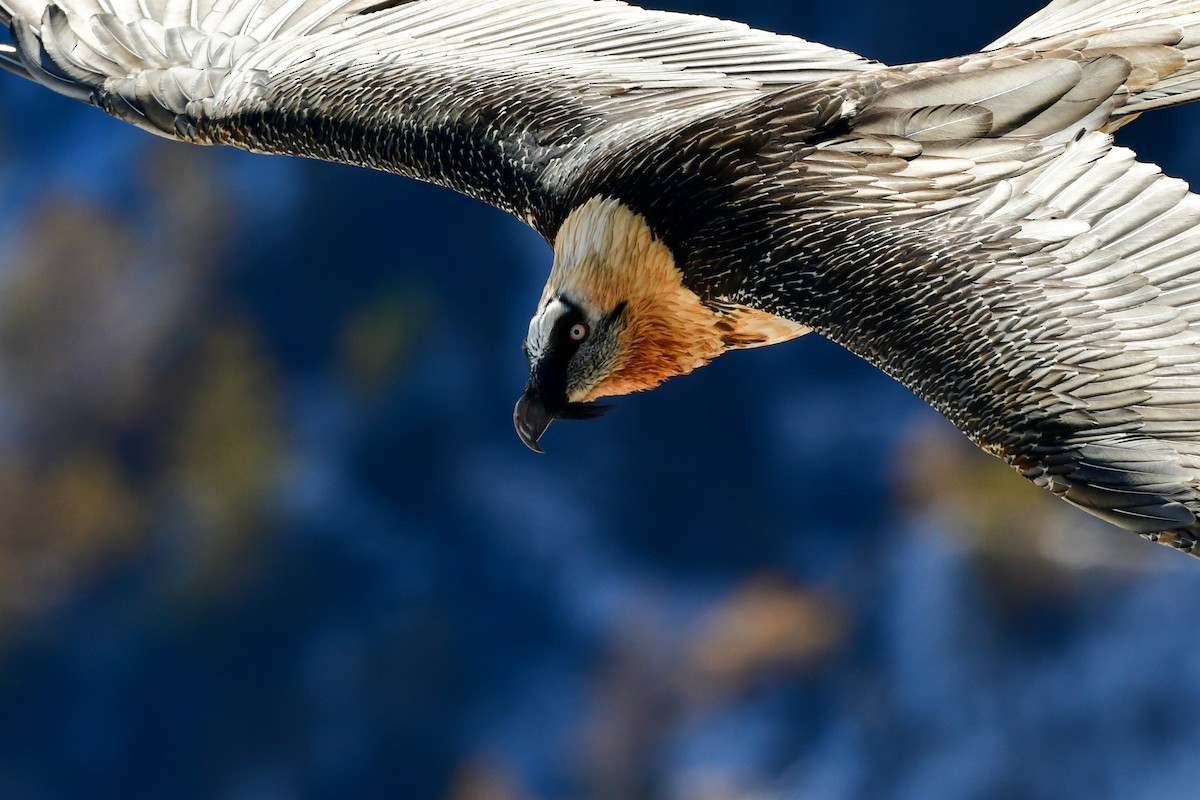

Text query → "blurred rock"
[578,578,847,800]
[685,576,846,699]
[446,759,531,800]
[581,619,677,800]
[0,143,279,634]
[0,145,227,447]
[0,450,144,630]
[892,420,1161,608]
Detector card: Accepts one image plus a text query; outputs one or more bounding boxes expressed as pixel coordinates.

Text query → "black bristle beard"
[559,402,611,420]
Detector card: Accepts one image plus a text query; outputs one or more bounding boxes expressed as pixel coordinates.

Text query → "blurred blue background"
[2,1,1200,798]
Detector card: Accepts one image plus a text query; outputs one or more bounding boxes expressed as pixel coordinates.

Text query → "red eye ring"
[569,322,589,342]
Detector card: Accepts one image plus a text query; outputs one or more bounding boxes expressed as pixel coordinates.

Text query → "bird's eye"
[569,322,589,342]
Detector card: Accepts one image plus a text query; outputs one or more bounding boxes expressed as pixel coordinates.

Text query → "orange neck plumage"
[547,197,810,400]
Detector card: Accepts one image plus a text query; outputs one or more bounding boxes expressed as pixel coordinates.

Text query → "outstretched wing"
[719,44,1200,553]
[0,0,875,234]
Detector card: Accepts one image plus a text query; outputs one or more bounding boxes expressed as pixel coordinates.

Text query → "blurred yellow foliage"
[167,322,285,593]
[341,290,427,391]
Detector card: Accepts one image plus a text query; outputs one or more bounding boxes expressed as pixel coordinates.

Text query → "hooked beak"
[514,388,553,453]
[513,386,612,453]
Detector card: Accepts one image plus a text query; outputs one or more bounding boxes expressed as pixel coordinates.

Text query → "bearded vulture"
[5,0,1200,554]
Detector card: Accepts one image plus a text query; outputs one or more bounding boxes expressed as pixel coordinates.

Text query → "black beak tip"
[514,393,550,454]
